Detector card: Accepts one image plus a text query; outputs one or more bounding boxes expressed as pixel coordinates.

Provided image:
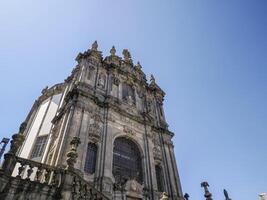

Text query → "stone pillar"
[2,123,26,175]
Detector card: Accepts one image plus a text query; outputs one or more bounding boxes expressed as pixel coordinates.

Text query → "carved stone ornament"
[66,137,81,170]
[98,73,106,89]
[125,179,143,198]
[41,86,49,94]
[110,46,116,56]
[123,125,135,136]
[88,116,102,141]
[91,41,98,51]
[153,146,162,161]
[160,192,169,200]
[122,49,132,63]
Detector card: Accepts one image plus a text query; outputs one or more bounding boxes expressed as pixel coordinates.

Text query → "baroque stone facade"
[0,41,183,200]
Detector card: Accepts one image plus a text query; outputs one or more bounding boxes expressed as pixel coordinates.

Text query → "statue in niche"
[98,73,106,89]
[122,83,136,105]
[87,66,95,80]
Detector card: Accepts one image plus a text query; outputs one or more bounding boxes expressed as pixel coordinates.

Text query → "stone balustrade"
[0,155,109,200]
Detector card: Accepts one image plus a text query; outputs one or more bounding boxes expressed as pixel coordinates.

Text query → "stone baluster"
[26,164,34,180]
[16,161,26,178]
[201,182,213,200]
[35,166,43,182]
[1,122,26,175]
[44,169,51,184]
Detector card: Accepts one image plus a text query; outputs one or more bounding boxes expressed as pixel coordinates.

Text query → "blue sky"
[0,0,266,199]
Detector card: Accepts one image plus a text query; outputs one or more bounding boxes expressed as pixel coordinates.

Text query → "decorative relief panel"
[97,73,106,90]
[88,113,103,142]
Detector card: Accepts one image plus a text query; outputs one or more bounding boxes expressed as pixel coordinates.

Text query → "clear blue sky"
[0,0,266,199]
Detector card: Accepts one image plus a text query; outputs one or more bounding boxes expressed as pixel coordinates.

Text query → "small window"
[155,165,164,192]
[84,143,97,174]
[30,135,48,158]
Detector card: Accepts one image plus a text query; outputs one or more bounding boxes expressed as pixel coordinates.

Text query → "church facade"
[0,42,183,200]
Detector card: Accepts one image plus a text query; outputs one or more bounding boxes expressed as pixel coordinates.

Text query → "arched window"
[113,137,142,183]
[155,165,164,192]
[84,143,97,174]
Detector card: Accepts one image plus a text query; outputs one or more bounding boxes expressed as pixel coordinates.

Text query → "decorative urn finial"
[110,46,116,56]
[91,40,98,51]
[201,182,213,200]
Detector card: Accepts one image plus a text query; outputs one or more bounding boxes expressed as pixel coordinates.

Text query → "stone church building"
[0,42,183,200]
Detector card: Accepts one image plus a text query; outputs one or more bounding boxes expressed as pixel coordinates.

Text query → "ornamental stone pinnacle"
[91,40,98,51]
[110,46,116,56]
[150,74,156,84]
[201,182,213,200]
[136,61,142,70]
[122,49,132,63]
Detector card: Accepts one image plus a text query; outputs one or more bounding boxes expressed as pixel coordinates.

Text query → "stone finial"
[122,49,132,62]
[160,192,169,200]
[41,86,48,94]
[150,74,156,84]
[184,193,190,200]
[9,127,26,155]
[110,46,116,56]
[66,136,81,170]
[91,41,98,51]
[224,189,232,200]
[135,62,142,70]
[201,182,213,200]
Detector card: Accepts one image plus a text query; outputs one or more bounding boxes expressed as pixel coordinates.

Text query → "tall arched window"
[113,137,142,183]
[84,143,97,174]
[155,165,164,192]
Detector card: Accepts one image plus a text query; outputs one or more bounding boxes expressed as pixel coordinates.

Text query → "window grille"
[30,135,48,158]
[155,165,164,192]
[84,143,97,174]
[113,137,142,183]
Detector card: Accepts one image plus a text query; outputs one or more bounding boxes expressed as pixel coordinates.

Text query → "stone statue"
[98,73,106,89]
[201,182,213,200]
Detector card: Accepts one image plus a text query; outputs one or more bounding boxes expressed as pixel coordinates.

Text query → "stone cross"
[201,182,213,200]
